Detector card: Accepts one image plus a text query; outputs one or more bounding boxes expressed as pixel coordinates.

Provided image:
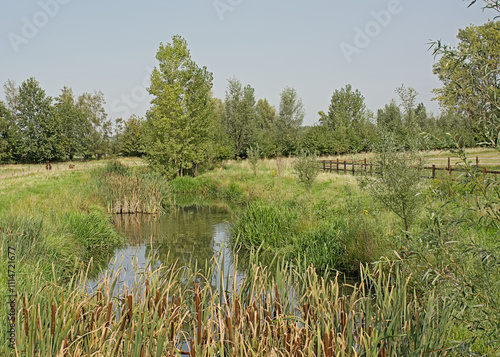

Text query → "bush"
[293,150,319,191]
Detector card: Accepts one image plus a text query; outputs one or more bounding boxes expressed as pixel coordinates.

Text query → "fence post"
[432,165,436,179]
[330,160,333,173]
[352,161,355,175]
[476,156,479,168]
[336,158,339,173]
[449,164,453,179]
[370,162,373,176]
[322,160,325,172]
[483,167,487,176]
[448,157,451,171]
[344,160,347,174]
[364,158,367,174]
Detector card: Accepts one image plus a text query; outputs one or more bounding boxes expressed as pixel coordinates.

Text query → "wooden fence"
[319,157,500,179]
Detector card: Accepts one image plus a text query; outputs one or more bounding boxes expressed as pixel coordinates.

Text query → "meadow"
[0,148,498,355]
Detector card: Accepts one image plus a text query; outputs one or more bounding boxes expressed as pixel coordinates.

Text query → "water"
[89,206,234,290]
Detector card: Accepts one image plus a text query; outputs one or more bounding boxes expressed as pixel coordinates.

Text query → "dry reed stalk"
[23,294,29,337]
[51,302,56,336]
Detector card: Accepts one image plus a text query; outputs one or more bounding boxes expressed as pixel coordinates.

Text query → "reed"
[94,161,170,214]
[3,253,454,356]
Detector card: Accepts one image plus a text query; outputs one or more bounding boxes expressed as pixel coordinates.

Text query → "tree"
[78,91,111,159]
[320,85,371,153]
[55,87,91,160]
[432,21,500,147]
[366,132,424,232]
[293,150,319,192]
[144,35,215,177]
[466,0,500,13]
[117,115,145,157]
[277,86,304,155]
[224,78,256,158]
[254,98,278,157]
[0,101,15,162]
[16,78,63,163]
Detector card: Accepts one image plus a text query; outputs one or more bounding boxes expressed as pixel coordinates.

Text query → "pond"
[89,206,235,290]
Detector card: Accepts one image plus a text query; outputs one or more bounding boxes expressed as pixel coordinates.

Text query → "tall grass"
[233,196,386,274]
[94,161,170,214]
[3,254,454,356]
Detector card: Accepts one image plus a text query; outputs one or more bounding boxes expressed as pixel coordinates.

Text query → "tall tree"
[55,87,91,160]
[255,98,278,157]
[319,85,371,153]
[145,35,215,177]
[16,78,63,163]
[78,91,111,159]
[224,78,256,158]
[117,115,145,157]
[0,101,15,162]
[432,21,500,146]
[277,86,304,155]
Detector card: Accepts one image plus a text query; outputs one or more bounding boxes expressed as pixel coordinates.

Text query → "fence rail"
[319,157,500,179]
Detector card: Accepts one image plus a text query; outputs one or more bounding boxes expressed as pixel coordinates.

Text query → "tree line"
[1,21,498,176]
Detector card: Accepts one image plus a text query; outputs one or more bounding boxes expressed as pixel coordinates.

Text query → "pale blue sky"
[0,0,494,125]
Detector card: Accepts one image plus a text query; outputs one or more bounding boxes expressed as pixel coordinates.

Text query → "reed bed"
[5,254,453,356]
[94,161,169,214]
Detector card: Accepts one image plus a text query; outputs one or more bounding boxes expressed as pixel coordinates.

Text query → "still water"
[89,206,234,289]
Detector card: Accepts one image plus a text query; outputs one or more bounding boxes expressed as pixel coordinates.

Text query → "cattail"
[51,302,56,336]
[23,294,29,337]
[226,315,233,346]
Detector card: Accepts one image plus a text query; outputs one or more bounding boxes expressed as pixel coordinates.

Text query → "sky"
[0,0,495,126]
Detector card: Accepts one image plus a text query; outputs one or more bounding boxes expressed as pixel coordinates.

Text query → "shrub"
[293,150,319,191]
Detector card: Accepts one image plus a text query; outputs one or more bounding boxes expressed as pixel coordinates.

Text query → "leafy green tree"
[300,125,337,155]
[16,78,63,163]
[145,35,215,177]
[55,87,91,160]
[78,91,111,159]
[206,97,233,163]
[224,78,256,158]
[0,101,15,162]
[117,115,145,157]
[277,86,304,155]
[377,100,404,141]
[432,21,500,147]
[254,98,278,157]
[320,85,372,153]
[366,132,424,232]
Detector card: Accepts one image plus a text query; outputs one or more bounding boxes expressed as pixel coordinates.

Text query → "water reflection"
[90,206,234,289]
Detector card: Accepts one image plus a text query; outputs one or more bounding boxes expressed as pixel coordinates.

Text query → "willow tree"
[144,35,214,177]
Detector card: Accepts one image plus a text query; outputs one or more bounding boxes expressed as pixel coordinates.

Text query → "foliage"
[224,78,257,158]
[54,87,92,160]
[144,35,215,177]
[432,21,500,147]
[116,114,145,157]
[276,86,305,155]
[318,84,375,154]
[365,132,424,231]
[15,78,64,163]
[292,149,320,191]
